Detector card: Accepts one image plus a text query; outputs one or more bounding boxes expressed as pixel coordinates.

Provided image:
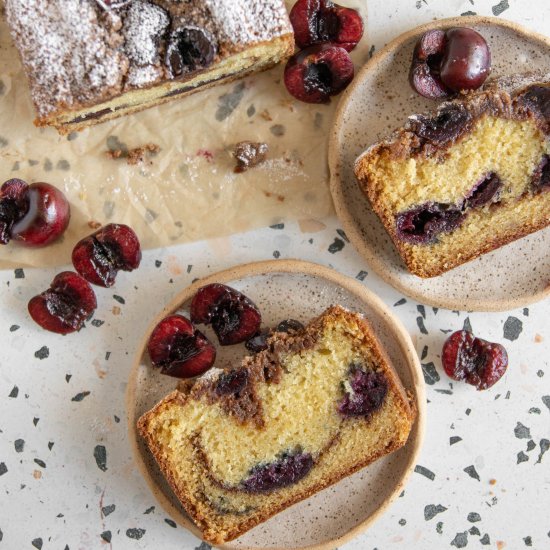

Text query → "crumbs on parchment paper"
[106,143,160,165]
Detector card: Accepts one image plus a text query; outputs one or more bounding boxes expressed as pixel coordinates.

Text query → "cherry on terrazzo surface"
[0,179,70,247]
[442,330,508,390]
[147,314,216,378]
[289,0,364,52]
[28,271,97,335]
[284,44,354,104]
[72,223,141,288]
[191,283,261,345]
[409,27,491,99]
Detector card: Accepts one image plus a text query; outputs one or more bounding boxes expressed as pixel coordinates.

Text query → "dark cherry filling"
[396,171,506,245]
[240,450,314,493]
[216,369,249,396]
[165,27,217,77]
[532,154,550,191]
[396,202,463,245]
[245,328,270,353]
[409,106,473,148]
[338,365,388,417]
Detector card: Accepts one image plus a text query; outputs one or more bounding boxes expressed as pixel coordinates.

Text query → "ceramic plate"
[126,260,425,550]
[329,16,550,311]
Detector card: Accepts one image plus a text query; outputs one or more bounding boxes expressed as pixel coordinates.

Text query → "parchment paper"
[0,0,367,269]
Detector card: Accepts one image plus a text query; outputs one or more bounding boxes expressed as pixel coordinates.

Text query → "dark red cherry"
[289,0,363,52]
[440,28,491,92]
[442,330,508,390]
[284,44,354,104]
[147,314,216,378]
[0,180,70,247]
[409,27,491,99]
[165,26,217,77]
[28,272,97,334]
[72,224,141,288]
[190,283,261,345]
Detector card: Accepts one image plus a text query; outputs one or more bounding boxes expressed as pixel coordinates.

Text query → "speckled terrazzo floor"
[1,1,549,549]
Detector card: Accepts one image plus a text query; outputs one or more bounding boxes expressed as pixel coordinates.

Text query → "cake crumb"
[233,141,269,172]
[107,143,160,165]
[489,478,497,485]
[88,220,102,229]
[534,333,543,342]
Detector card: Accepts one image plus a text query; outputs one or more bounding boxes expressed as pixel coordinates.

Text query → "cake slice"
[5,0,294,133]
[354,72,550,278]
[138,306,416,544]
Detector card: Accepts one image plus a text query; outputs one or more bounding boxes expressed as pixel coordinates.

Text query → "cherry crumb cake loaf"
[5,0,294,133]
[355,72,550,278]
[138,306,416,544]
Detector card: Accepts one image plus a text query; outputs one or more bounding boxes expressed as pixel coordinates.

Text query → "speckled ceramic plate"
[126,260,425,550]
[329,16,550,311]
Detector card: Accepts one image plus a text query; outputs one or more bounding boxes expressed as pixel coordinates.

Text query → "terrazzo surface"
[1,0,549,549]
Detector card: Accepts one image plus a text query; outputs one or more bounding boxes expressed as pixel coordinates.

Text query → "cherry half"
[190,283,261,345]
[147,314,216,378]
[289,0,364,52]
[28,271,97,334]
[442,330,508,390]
[72,224,141,288]
[410,27,491,99]
[0,179,70,247]
[284,44,354,104]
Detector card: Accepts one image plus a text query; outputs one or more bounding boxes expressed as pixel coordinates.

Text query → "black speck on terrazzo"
[126,528,146,540]
[14,268,24,279]
[451,531,468,548]
[480,533,490,545]
[328,237,345,253]
[9,324,20,332]
[102,504,116,517]
[33,417,39,426]
[71,391,90,402]
[93,445,107,472]
[463,317,472,332]
[417,305,426,319]
[524,535,532,546]
[336,228,349,242]
[194,543,212,550]
[517,451,529,464]
[47,442,54,451]
[514,422,531,439]
[31,538,43,549]
[56,160,70,171]
[91,319,104,327]
[15,439,24,452]
[421,345,428,360]
[356,270,368,281]
[270,223,284,229]
[424,504,447,521]
[394,298,406,306]
[34,346,49,360]
[503,316,522,341]
[450,436,462,445]
[100,531,112,543]
[461,10,476,15]
[542,396,550,412]
[273,250,280,259]
[164,518,177,528]
[34,458,46,468]
[536,439,550,463]
[144,506,155,514]
[9,386,19,398]
[416,316,428,334]
[467,512,481,522]
[421,362,440,385]
[414,465,435,480]
[527,440,536,451]
[436,521,443,534]
[469,526,480,536]
[113,295,125,304]
[0,463,7,476]
[492,0,509,16]
[463,465,480,481]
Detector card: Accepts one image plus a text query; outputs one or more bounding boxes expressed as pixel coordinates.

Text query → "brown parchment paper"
[0,0,367,269]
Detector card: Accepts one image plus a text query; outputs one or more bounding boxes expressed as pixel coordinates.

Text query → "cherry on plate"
[72,223,141,288]
[190,283,261,345]
[284,44,354,104]
[147,314,216,378]
[28,271,97,335]
[289,0,363,52]
[0,179,70,247]
[409,27,491,99]
[442,330,508,390]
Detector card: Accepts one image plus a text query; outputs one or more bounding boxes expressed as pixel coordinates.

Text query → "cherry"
[28,272,97,334]
[276,319,305,333]
[245,328,271,353]
[442,330,508,390]
[72,224,141,288]
[191,283,261,345]
[338,366,388,417]
[165,26,217,77]
[289,0,363,52]
[284,44,354,104]
[147,314,216,378]
[410,27,491,99]
[0,179,70,247]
